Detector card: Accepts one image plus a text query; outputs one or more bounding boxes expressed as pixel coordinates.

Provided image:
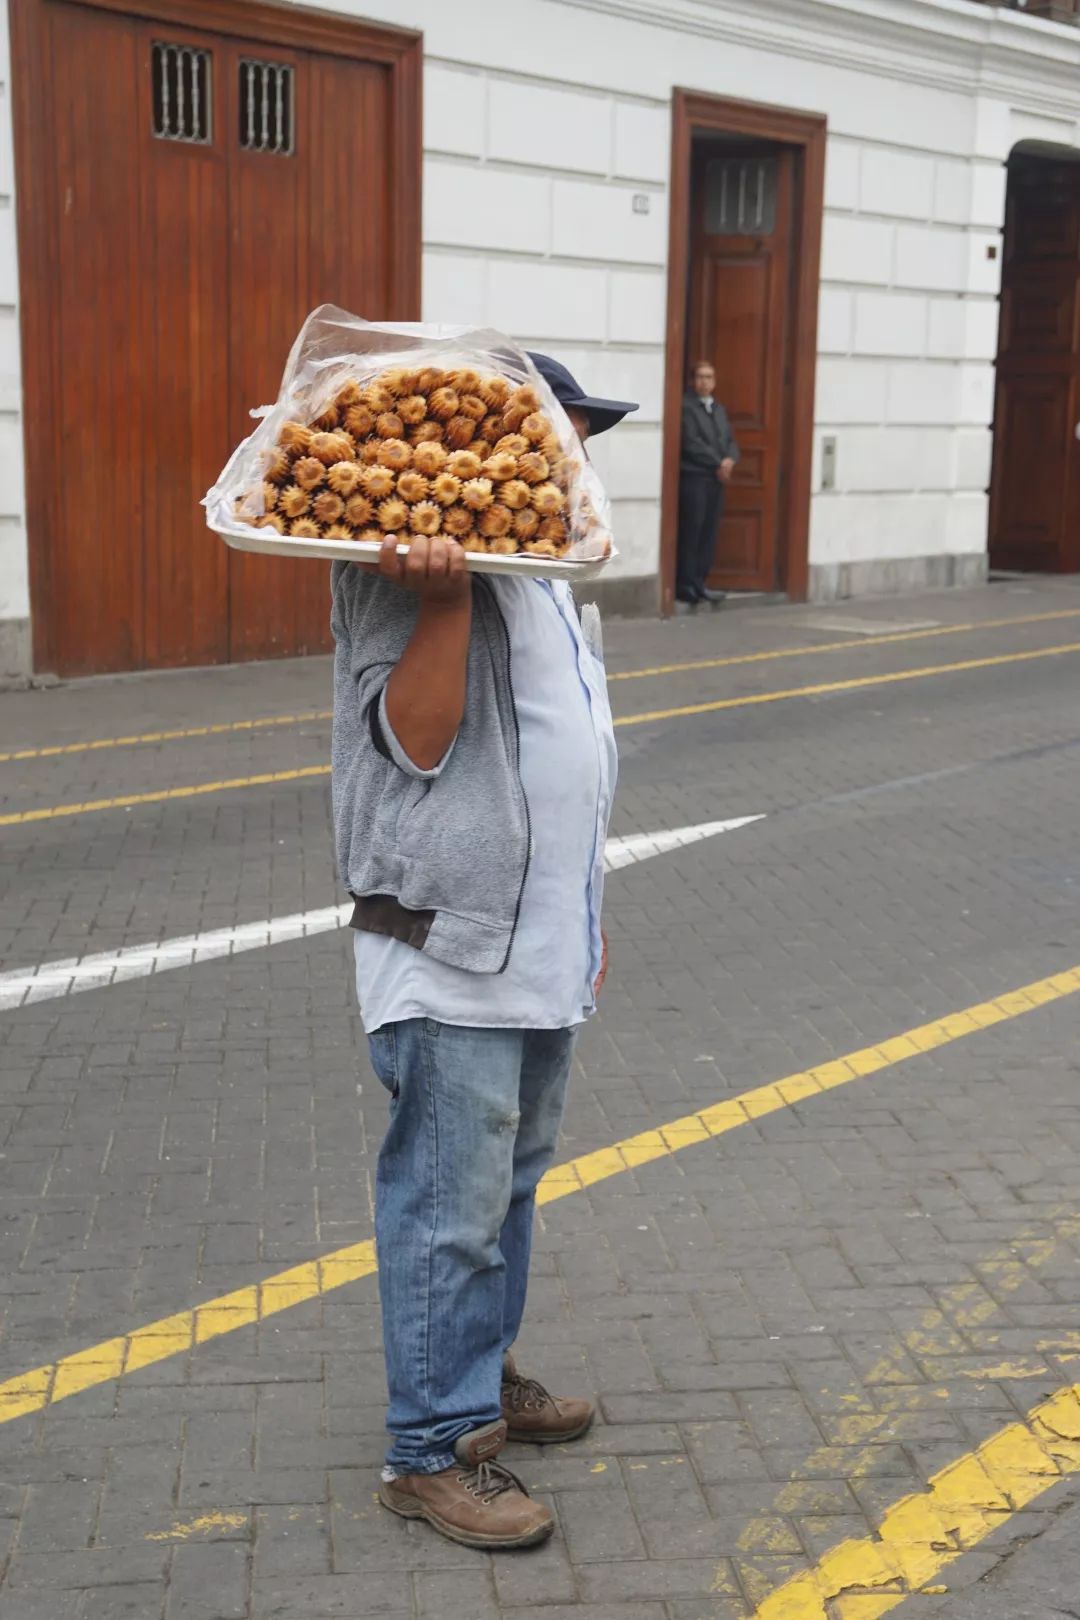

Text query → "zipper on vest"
[477,577,532,974]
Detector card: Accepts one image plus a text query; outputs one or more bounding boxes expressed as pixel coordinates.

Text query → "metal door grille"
[151,42,212,144]
[705,157,778,235]
[239,59,295,155]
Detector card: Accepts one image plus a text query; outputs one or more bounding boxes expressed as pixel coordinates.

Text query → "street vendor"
[331,352,637,1551]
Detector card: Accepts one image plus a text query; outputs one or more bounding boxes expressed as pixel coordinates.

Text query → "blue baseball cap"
[527,351,638,437]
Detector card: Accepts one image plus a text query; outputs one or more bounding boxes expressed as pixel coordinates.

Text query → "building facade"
[2,0,1080,677]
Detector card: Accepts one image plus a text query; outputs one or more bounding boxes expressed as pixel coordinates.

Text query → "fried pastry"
[479,504,513,540]
[362,382,395,413]
[310,431,353,466]
[376,412,405,440]
[378,497,409,531]
[325,522,354,539]
[260,448,290,483]
[345,493,375,527]
[397,471,430,504]
[432,473,462,507]
[409,501,442,537]
[413,440,449,477]
[398,394,428,426]
[500,479,531,512]
[255,513,285,532]
[428,386,460,422]
[495,434,528,458]
[313,490,345,525]
[478,375,511,409]
[293,456,327,491]
[461,477,494,512]
[512,507,540,541]
[362,465,395,499]
[441,505,473,538]
[345,404,376,438]
[279,484,311,518]
[278,420,313,454]
[410,421,443,446]
[289,517,321,538]
[327,462,365,497]
[443,415,476,450]
[313,403,340,431]
[482,452,518,483]
[377,438,412,471]
[521,412,549,444]
[531,482,565,517]
[517,452,549,485]
[458,393,487,422]
[334,380,363,410]
[446,450,482,481]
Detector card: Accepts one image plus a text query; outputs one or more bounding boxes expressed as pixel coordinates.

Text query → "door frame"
[660,89,825,613]
[10,0,422,673]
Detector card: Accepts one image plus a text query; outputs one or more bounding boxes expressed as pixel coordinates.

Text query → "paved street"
[3,574,1080,1620]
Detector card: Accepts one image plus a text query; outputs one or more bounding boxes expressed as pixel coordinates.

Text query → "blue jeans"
[366,1019,575,1475]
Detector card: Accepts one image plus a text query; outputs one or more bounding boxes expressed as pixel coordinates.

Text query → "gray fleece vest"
[330,562,531,974]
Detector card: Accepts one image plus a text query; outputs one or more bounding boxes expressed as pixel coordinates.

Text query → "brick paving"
[1,577,1080,1616]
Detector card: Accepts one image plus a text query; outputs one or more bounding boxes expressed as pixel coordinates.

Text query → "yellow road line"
[0,709,333,764]
[6,640,1080,827]
[4,606,1078,764]
[607,606,1080,682]
[0,765,332,826]
[613,641,1080,729]
[751,1381,1080,1619]
[0,959,1077,1428]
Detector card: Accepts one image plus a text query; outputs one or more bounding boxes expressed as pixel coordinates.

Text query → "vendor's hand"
[374,534,470,605]
[594,929,609,998]
[718,458,735,484]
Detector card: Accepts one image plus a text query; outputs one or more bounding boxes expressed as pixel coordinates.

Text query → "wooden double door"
[688,143,795,592]
[18,0,417,675]
[989,156,1080,575]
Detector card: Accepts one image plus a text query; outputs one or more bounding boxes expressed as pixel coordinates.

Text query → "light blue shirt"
[353,577,617,1033]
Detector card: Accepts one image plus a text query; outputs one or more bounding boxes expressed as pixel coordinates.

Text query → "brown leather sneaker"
[501,1352,595,1444]
[379,1421,553,1550]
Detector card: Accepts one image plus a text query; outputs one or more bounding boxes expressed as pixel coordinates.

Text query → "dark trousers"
[677,473,725,598]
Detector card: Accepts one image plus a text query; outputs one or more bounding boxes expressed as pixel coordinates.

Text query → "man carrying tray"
[331,353,637,1551]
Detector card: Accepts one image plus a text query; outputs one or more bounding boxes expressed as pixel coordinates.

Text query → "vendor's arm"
[377,534,471,772]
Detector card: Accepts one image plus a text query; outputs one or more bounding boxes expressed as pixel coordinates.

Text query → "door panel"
[31,0,407,674]
[688,148,794,592]
[136,23,231,667]
[990,159,1080,574]
[47,3,146,674]
[225,38,314,663]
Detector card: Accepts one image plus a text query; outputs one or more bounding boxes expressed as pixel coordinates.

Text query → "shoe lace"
[459,1459,530,1505]
[502,1370,553,1414]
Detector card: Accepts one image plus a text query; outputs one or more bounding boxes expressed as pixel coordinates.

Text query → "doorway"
[12,0,421,677]
[661,91,825,612]
[988,147,1080,576]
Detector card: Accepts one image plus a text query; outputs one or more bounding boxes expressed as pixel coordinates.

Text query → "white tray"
[213,522,615,581]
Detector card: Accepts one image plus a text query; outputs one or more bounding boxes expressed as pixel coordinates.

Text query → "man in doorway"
[677,359,739,605]
[331,354,636,1552]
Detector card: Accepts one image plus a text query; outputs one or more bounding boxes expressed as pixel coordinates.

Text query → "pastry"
[479,504,512,539]
[345,404,375,438]
[313,490,345,525]
[409,501,442,537]
[410,421,443,446]
[289,517,321,538]
[377,497,408,531]
[482,452,518,483]
[345,493,375,527]
[428,386,460,422]
[441,505,473,538]
[531,482,565,517]
[376,411,405,440]
[500,479,531,512]
[377,438,412,471]
[293,456,327,491]
[362,465,395,499]
[279,484,311,519]
[461,477,494,512]
[517,451,549,485]
[397,471,430,504]
[443,415,475,449]
[512,508,539,541]
[310,431,353,466]
[398,394,428,425]
[495,434,528,458]
[278,420,313,454]
[260,448,290,483]
[327,462,365,496]
[413,440,448,477]
[325,523,354,539]
[432,472,462,507]
[446,450,482,481]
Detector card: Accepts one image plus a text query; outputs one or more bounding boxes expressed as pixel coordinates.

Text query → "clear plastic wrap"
[203,304,615,570]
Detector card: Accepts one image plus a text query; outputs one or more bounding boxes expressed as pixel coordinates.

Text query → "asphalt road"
[2,574,1080,1620]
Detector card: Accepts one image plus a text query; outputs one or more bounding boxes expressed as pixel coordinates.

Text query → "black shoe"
[700,588,727,604]
[675,590,700,605]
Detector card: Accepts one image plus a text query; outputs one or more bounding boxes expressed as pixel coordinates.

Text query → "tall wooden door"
[24,0,406,676]
[688,147,795,592]
[989,158,1080,575]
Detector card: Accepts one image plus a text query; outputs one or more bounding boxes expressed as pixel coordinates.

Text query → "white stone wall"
[420,62,668,584]
[4,0,1080,666]
[0,1,26,674]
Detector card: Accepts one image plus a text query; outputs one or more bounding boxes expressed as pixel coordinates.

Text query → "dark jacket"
[680,391,740,479]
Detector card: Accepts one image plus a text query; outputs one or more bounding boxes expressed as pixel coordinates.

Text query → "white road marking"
[0,815,764,1010]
